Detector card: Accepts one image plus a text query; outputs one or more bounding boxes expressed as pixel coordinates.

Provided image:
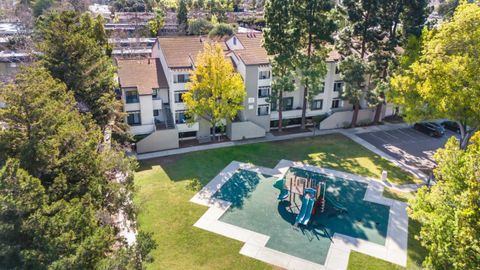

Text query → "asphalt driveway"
[356,127,459,172]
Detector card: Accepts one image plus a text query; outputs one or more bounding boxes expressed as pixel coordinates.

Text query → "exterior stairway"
[164,104,175,129]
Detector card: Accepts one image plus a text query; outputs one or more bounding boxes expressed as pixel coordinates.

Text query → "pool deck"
[190,160,408,270]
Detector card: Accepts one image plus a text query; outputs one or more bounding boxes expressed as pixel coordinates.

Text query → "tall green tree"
[183,43,246,141]
[390,2,480,149]
[338,56,367,127]
[409,133,480,269]
[177,0,188,32]
[0,66,154,269]
[338,0,430,125]
[35,11,124,133]
[264,0,298,132]
[293,0,336,129]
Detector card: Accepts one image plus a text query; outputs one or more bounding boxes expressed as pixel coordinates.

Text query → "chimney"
[199,36,203,43]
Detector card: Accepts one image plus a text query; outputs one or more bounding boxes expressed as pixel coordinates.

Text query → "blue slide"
[325,193,348,212]
[295,188,317,225]
[278,189,289,200]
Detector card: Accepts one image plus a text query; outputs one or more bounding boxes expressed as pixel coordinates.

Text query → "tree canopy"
[208,23,234,38]
[35,11,125,134]
[409,132,480,269]
[0,66,154,269]
[292,0,336,129]
[264,0,299,131]
[183,43,245,141]
[390,2,480,149]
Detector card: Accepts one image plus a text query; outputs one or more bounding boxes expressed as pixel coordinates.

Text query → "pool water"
[213,169,390,265]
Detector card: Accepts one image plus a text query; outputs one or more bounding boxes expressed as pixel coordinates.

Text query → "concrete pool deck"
[190,160,409,270]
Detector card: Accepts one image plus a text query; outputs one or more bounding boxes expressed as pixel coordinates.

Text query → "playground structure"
[277,167,347,226]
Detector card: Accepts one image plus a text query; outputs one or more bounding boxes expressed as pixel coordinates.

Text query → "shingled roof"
[116,58,168,95]
[157,36,229,69]
[232,33,270,65]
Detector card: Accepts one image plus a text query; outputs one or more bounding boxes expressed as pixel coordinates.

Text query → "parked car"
[413,122,445,137]
[440,120,472,134]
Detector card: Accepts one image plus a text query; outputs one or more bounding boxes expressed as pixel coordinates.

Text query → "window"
[174,91,186,103]
[333,81,344,92]
[335,65,340,74]
[319,81,325,93]
[125,89,139,103]
[174,74,190,83]
[271,100,277,111]
[175,110,189,124]
[258,86,270,98]
[311,99,323,110]
[331,99,340,109]
[127,111,141,125]
[152,88,160,100]
[282,97,294,111]
[257,104,270,116]
[259,70,271,80]
[153,109,160,117]
[233,37,237,45]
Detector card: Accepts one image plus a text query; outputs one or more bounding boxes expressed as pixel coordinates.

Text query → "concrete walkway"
[137,123,407,160]
[137,123,426,191]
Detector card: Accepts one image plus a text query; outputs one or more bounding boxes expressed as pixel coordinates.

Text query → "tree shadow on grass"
[137,133,416,188]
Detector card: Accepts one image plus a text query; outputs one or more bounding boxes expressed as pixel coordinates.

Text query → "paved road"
[356,127,459,172]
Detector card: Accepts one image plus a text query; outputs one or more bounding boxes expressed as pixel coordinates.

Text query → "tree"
[112,0,147,12]
[401,0,431,38]
[177,0,188,32]
[148,8,165,37]
[208,23,234,38]
[293,0,336,129]
[408,133,480,269]
[32,0,54,17]
[339,56,367,127]
[187,18,213,35]
[390,2,480,149]
[264,0,298,132]
[35,11,125,134]
[183,43,246,141]
[0,66,154,268]
[0,159,46,269]
[337,0,431,125]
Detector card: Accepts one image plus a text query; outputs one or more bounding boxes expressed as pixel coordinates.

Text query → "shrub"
[188,18,213,35]
[208,23,234,38]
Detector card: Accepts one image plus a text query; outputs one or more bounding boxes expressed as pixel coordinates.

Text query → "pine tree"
[264,0,298,132]
[177,0,189,32]
[0,66,155,268]
[36,11,125,134]
[292,0,336,129]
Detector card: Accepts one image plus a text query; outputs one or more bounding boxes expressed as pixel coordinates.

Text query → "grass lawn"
[348,190,427,270]
[135,134,419,270]
[383,188,416,203]
[348,218,427,270]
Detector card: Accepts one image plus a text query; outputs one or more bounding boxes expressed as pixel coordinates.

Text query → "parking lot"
[356,127,459,172]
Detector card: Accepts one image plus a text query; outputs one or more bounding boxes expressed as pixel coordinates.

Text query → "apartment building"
[116,33,368,153]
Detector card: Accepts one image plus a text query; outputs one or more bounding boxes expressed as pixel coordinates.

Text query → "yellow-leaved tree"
[183,43,246,141]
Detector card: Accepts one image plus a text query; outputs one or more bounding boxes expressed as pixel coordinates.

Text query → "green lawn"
[348,189,427,270]
[383,188,416,203]
[348,218,427,270]
[135,134,420,270]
